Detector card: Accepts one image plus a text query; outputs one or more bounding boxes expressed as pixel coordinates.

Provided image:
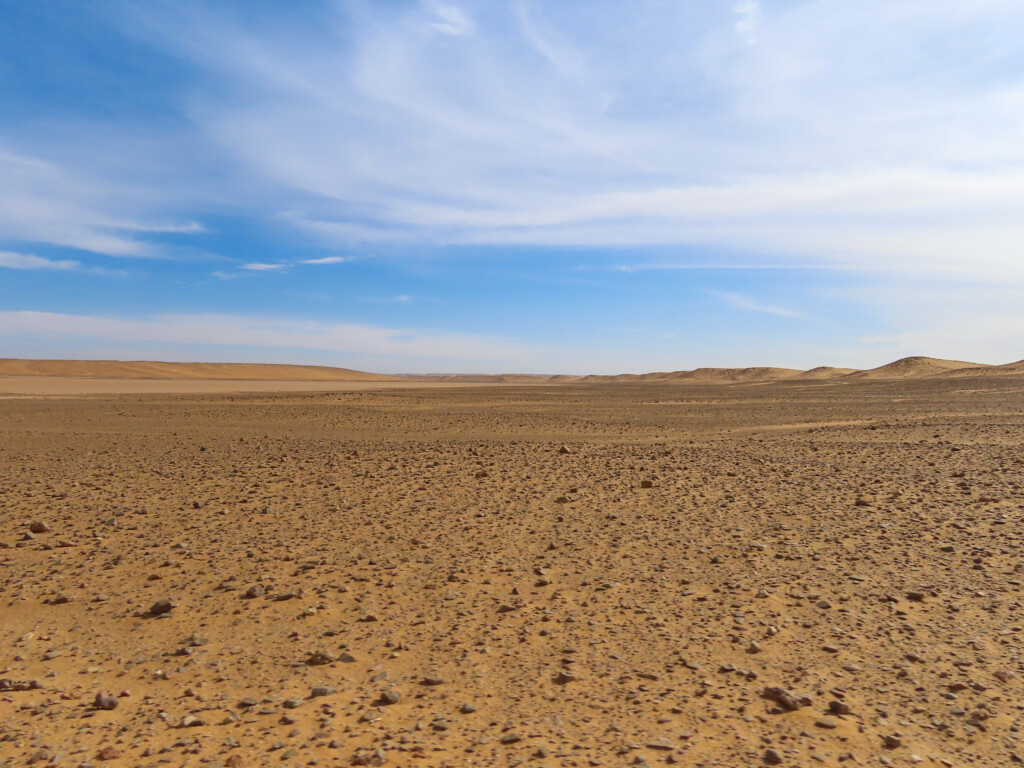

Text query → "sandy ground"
[2,375,1023,767]
[0,378,481,396]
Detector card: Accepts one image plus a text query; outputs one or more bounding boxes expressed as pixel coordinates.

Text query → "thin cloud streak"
[0,147,203,259]
[0,310,543,363]
[301,255,352,265]
[0,251,80,271]
[706,289,806,319]
[113,0,1024,281]
[241,263,288,271]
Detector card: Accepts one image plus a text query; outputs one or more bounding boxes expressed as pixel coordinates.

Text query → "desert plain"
[2,360,1024,768]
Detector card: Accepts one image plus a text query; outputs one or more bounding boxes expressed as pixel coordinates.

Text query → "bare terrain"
[2,372,1024,767]
[0,360,399,382]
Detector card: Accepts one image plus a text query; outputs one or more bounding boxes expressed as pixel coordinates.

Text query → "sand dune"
[845,356,990,380]
[405,373,558,383]
[673,366,802,382]
[0,358,397,381]
[2,358,1020,394]
[579,367,803,383]
[935,359,1024,377]
[791,366,860,379]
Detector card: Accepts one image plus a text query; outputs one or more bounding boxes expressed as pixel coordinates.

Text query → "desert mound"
[578,367,801,384]
[672,366,801,382]
[936,359,1024,377]
[0,358,397,382]
[407,374,556,383]
[791,366,860,379]
[846,356,989,380]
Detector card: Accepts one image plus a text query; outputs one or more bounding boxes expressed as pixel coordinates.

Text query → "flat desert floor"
[0,378,475,397]
[2,376,1023,768]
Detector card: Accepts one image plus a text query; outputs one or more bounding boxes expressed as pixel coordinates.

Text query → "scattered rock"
[148,598,175,615]
[379,689,402,705]
[93,691,118,711]
[306,650,334,666]
[763,687,811,711]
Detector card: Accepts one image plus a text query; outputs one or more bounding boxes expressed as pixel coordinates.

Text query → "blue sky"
[1,0,1023,373]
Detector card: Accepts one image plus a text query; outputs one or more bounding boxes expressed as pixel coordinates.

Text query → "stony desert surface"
[0,360,399,382]
[2,373,1024,768]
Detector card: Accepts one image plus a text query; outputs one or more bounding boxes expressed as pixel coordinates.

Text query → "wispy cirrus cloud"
[733,0,761,44]
[107,0,1024,282]
[301,255,351,265]
[241,262,288,272]
[0,309,542,363]
[0,250,128,277]
[0,147,204,259]
[0,251,80,271]
[423,1,476,36]
[8,1,1024,283]
[233,254,353,276]
[706,289,805,319]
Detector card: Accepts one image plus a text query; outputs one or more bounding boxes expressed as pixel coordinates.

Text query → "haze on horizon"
[2,1,1023,374]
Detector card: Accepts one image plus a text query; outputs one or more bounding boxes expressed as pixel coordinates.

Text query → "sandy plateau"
[2,370,1024,768]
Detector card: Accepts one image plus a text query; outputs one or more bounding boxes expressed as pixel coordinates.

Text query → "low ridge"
[3,357,1018,385]
[792,366,860,379]
[0,359,397,382]
[845,356,990,380]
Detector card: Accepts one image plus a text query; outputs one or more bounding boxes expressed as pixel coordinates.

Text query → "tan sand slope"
[405,373,558,383]
[791,366,860,379]
[0,358,397,381]
[936,359,1024,377]
[846,356,990,380]
[579,367,803,383]
[673,366,802,382]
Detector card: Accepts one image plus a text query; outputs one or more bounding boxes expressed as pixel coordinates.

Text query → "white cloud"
[423,1,475,36]
[706,289,805,319]
[241,262,288,271]
[843,283,1024,365]
[112,0,1024,285]
[0,251,80,271]
[0,147,202,258]
[733,0,761,44]
[301,255,351,265]
[0,310,541,363]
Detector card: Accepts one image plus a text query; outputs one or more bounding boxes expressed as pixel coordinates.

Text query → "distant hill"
[3,356,1016,385]
[935,359,1024,377]
[672,366,802,382]
[792,366,860,379]
[401,373,560,383]
[845,356,990,380]
[0,359,398,382]
[578,367,802,383]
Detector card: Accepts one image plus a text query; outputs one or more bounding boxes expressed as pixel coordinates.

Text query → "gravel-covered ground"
[2,376,1023,768]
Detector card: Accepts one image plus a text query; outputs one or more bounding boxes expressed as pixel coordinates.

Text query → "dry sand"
[0,378,476,397]
[0,359,398,382]
[2,371,1024,767]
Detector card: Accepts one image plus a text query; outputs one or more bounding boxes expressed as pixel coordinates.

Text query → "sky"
[1,0,1023,374]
